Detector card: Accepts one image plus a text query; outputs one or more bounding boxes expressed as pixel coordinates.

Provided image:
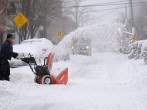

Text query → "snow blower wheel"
[41,75,52,84]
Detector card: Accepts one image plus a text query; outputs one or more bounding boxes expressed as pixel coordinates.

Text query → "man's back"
[0,40,13,60]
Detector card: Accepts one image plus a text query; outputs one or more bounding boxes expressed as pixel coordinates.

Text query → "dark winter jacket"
[0,40,18,60]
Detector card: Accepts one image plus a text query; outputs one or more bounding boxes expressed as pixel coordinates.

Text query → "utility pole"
[140,0,145,39]
[130,0,134,32]
[125,6,127,19]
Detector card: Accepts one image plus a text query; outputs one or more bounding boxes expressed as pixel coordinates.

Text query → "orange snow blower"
[21,53,68,85]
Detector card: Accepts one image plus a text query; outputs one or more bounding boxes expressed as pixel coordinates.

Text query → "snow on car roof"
[13,38,53,56]
[22,38,50,44]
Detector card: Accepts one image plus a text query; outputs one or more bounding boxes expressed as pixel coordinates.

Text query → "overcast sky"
[82,0,127,25]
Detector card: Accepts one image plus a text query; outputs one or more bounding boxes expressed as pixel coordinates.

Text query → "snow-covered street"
[1,52,147,110]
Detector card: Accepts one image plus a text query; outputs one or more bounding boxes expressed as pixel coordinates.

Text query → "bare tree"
[0,0,7,14]
[63,0,91,29]
[7,0,61,42]
[0,0,7,31]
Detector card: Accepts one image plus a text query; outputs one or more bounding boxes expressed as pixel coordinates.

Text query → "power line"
[73,2,146,8]
[79,1,130,7]
[95,9,119,19]
[62,4,140,15]
[90,4,140,12]
[75,0,136,6]
[63,1,147,8]
[61,0,146,15]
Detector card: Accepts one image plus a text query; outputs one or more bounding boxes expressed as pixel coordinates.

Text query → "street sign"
[13,12,28,28]
[56,31,63,38]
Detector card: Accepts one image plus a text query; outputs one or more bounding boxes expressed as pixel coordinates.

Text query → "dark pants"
[0,60,10,81]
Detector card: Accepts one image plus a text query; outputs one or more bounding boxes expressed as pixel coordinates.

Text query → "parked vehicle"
[9,38,53,68]
[71,37,91,55]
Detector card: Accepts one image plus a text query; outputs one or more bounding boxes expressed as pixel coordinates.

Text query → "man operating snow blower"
[0,34,68,84]
[0,34,22,81]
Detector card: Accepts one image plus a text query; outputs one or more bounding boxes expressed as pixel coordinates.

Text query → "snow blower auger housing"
[21,53,68,85]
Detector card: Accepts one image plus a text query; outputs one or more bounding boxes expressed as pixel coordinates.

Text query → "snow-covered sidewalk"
[1,52,147,110]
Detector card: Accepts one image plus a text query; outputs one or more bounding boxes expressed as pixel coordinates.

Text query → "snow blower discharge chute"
[21,53,68,85]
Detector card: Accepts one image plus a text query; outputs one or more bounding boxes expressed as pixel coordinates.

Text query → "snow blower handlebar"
[21,53,37,65]
[21,57,37,74]
[20,53,37,74]
[20,53,48,74]
[21,57,37,65]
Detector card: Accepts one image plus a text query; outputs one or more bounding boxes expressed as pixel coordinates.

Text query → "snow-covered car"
[71,37,91,55]
[10,38,53,68]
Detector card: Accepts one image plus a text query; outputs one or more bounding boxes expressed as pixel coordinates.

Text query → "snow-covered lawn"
[1,52,147,110]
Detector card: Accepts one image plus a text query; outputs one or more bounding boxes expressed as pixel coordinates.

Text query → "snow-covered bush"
[114,22,132,54]
[128,40,147,60]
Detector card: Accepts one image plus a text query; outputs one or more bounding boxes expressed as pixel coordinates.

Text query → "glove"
[16,53,23,59]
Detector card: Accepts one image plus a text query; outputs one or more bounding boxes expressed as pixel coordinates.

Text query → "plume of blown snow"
[58,23,119,53]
